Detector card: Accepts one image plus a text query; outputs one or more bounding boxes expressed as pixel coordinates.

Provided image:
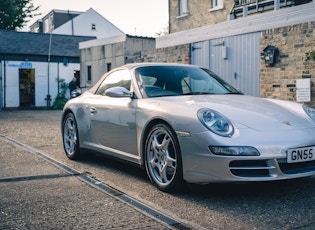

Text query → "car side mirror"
[71,88,82,98]
[105,87,133,98]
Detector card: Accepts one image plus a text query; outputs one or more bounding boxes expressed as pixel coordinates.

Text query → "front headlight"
[209,146,260,156]
[303,105,315,122]
[198,109,234,137]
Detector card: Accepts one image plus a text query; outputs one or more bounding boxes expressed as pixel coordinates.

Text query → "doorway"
[19,69,35,107]
[191,32,261,97]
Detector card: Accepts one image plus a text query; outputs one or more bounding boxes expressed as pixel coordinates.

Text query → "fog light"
[209,146,260,156]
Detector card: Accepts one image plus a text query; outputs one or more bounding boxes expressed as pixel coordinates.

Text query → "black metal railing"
[230,0,312,18]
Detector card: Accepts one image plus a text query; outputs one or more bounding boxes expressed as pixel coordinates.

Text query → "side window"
[179,0,189,17]
[95,69,131,96]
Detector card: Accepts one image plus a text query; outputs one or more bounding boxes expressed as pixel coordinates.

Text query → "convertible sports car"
[62,63,315,192]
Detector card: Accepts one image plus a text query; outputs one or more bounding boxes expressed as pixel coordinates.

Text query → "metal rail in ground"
[0,134,196,230]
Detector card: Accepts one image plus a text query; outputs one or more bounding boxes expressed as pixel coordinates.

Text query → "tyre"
[62,113,80,160]
[144,123,183,192]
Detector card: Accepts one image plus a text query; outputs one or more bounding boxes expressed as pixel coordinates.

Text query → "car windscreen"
[135,65,241,98]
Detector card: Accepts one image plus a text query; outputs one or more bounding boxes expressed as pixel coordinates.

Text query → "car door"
[88,69,138,156]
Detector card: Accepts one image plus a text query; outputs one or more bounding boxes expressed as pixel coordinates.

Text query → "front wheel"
[62,113,80,160]
[144,123,183,192]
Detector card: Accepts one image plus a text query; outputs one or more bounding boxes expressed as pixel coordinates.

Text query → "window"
[43,15,54,33]
[87,66,92,82]
[91,23,96,30]
[96,70,131,96]
[107,63,112,72]
[178,0,189,17]
[210,0,224,11]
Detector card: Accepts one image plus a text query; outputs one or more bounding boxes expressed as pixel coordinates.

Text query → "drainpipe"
[0,60,2,109]
[68,10,74,35]
[3,57,6,109]
[45,33,52,109]
[57,62,60,95]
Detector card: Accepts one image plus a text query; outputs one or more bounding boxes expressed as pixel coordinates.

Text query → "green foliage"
[52,94,68,110]
[0,0,40,30]
[304,50,315,73]
[52,79,69,110]
[305,50,315,62]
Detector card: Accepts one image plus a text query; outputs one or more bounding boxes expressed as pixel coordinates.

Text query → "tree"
[155,24,169,37]
[0,0,40,30]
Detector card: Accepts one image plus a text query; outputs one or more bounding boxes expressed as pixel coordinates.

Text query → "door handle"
[90,107,97,115]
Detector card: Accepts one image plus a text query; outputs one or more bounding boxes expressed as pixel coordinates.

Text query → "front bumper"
[178,129,315,183]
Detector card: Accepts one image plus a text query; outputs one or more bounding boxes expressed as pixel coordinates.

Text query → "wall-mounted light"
[222,46,228,60]
[263,45,279,67]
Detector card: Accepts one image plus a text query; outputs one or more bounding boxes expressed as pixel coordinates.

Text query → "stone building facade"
[260,22,315,107]
[136,20,315,107]
[80,35,156,88]
[169,0,233,33]
[135,44,190,64]
[134,1,315,107]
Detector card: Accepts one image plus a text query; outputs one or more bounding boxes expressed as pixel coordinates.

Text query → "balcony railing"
[230,0,313,19]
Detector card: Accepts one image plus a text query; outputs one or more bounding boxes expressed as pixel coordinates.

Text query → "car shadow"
[78,150,315,198]
[77,150,149,181]
[75,152,315,229]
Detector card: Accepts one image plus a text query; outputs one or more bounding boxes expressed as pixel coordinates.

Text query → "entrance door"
[19,69,35,107]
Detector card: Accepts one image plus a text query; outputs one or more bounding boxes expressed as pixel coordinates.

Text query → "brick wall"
[169,0,233,33]
[134,44,190,64]
[135,21,315,107]
[260,22,315,107]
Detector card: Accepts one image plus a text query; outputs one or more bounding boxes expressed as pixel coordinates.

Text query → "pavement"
[0,110,180,230]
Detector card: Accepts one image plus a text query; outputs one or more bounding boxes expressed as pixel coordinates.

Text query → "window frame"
[177,0,189,18]
[209,0,224,12]
[95,69,131,96]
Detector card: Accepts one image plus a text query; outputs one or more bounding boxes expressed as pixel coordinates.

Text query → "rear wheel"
[144,123,183,192]
[62,113,80,160]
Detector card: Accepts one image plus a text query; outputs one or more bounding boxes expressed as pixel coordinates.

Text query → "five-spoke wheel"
[144,123,183,192]
[62,113,80,160]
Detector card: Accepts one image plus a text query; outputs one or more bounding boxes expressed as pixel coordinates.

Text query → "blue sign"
[20,62,32,68]
[8,62,33,68]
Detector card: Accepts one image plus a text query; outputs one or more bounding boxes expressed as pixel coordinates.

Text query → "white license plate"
[287,146,315,163]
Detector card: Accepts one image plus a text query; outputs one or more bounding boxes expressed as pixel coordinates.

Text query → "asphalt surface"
[1,110,315,230]
[0,110,177,230]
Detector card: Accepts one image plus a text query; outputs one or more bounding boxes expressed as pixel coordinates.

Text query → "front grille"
[278,160,315,174]
[229,160,274,177]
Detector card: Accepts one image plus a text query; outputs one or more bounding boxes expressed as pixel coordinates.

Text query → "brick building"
[136,0,315,106]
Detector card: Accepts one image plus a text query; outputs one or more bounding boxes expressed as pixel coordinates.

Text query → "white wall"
[5,62,20,107]
[2,61,79,108]
[52,8,125,39]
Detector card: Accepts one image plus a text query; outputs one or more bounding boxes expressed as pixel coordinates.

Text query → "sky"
[23,0,169,37]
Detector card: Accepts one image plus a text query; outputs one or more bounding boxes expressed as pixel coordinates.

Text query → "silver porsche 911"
[62,63,315,192]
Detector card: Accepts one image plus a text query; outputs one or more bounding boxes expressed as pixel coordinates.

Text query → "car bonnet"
[162,94,314,132]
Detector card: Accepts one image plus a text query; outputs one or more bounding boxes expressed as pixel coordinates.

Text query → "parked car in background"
[62,63,315,192]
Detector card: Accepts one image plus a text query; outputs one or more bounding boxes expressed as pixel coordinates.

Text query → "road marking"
[0,134,194,230]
